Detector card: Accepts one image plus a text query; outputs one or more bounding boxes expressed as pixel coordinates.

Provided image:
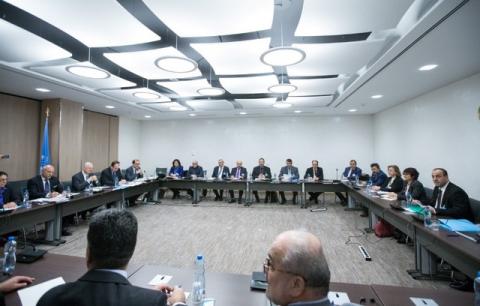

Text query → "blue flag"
[40,115,50,173]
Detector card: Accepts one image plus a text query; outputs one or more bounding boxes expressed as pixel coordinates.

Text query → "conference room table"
[3,253,474,306]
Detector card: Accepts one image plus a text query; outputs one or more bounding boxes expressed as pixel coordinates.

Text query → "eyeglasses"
[263,257,312,286]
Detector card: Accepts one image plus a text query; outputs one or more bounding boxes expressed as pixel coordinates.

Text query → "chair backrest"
[6,179,28,200]
[470,198,480,224]
[424,187,433,199]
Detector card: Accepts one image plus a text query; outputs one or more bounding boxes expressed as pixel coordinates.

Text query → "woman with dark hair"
[389,167,427,203]
[373,165,403,193]
[168,159,184,199]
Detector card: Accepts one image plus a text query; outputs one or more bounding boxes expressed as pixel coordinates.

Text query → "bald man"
[27,165,64,199]
[71,162,99,192]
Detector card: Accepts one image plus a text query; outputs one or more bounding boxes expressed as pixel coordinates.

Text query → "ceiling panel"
[30,61,135,90]
[144,0,273,37]
[157,79,212,97]
[286,96,332,107]
[288,40,385,76]
[148,102,187,112]
[186,99,234,110]
[104,47,202,80]
[0,20,71,63]
[235,98,277,109]
[289,78,346,96]
[100,87,170,103]
[6,0,160,47]
[220,75,278,94]
[191,38,273,75]
[296,0,414,36]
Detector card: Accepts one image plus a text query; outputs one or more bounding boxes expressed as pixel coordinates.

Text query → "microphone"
[1,154,10,159]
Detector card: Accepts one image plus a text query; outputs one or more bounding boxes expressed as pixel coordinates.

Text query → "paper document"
[18,277,65,306]
[148,274,173,285]
[410,297,438,306]
[328,291,350,305]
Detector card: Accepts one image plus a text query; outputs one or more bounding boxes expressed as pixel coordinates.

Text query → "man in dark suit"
[27,165,64,199]
[279,159,300,204]
[71,162,99,192]
[212,159,229,201]
[425,168,473,221]
[37,209,186,306]
[229,160,247,204]
[252,158,274,203]
[125,159,144,182]
[0,171,19,209]
[336,159,362,205]
[100,160,125,186]
[370,163,387,187]
[186,160,207,198]
[304,160,324,204]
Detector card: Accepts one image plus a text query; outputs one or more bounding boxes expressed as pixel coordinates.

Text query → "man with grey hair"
[27,164,64,199]
[264,230,332,306]
[71,162,99,192]
[37,209,187,306]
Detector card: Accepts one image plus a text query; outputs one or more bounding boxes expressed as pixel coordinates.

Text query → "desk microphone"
[1,154,10,159]
[335,168,338,180]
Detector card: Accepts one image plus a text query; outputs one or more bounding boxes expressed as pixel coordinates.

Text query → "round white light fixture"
[105,105,115,109]
[169,106,187,111]
[189,113,196,117]
[273,101,292,108]
[348,108,357,112]
[66,65,110,79]
[239,112,247,115]
[197,87,225,96]
[144,115,152,118]
[371,94,383,99]
[260,47,306,66]
[133,92,160,100]
[268,83,297,94]
[35,88,51,93]
[294,110,302,113]
[418,64,438,71]
[155,56,198,73]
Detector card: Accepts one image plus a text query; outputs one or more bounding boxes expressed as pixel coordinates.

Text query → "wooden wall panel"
[0,93,40,181]
[58,99,83,181]
[82,111,112,171]
[108,116,119,163]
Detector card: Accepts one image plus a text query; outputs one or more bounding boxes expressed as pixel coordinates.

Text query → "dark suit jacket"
[100,167,124,186]
[188,166,204,178]
[371,170,387,186]
[343,167,362,179]
[37,270,168,306]
[252,166,272,179]
[125,166,144,182]
[380,176,404,193]
[212,166,230,179]
[304,167,324,180]
[230,166,247,179]
[0,185,19,204]
[27,175,63,199]
[397,180,427,204]
[427,182,473,221]
[71,171,99,192]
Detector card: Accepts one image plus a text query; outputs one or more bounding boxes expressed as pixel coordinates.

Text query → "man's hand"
[167,287,186,305]
[89,175,98,182]
[50,191,60,198]
[3,202,17,209]
[424,205,436,214]
[0,276,34,293]
[154,283,174,294]
[388,192,398,200]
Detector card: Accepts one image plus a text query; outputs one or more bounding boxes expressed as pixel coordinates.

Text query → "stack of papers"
[18,277,65,306]
[439,219,480,232]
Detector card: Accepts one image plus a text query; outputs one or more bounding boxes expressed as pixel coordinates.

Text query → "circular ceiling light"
[189,113,196,117]
[144,115,152,118]
[268,83,297,94]
[35,88,51,93]
[294,110,302,113]
[348,109,357,112]
[371,94,383,99]
[155,56,198,73]
[418,64,438,71]
[105,105,115,109]
[239,112,247,115]
[260,47,306,66]
[197,87,225,96]
[170,106,187,111]
[66,65,110,79]
[273,101,292,108]
[133,92,160,99]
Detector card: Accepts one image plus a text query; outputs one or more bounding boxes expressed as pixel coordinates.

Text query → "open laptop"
[155,167,167,178]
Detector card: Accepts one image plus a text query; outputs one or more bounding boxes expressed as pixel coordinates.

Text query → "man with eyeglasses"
[0,171,18,209]
[264,230,348,306]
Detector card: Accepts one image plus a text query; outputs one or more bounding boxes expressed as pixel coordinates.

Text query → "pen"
[454,231,478,243]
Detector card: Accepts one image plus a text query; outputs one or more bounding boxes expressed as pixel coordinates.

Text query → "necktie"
[45,180,51,193]
[218,167,223,178]
[435,189,443,209]
[313,168,317,179]
[288,168,291,176]
[236,168,240,178]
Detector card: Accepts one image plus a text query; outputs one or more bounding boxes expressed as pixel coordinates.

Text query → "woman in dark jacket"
[390,167,427,204]
[373,165,403,193]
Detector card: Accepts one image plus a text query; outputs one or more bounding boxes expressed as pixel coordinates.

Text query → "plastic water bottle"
[114,175,119,187]
[366,180,373,195]
[474,271,480,306]
[355,175,359,185]
[23,189,30,208]
[194,254,206,299]
[423,209,432,228]
[86,183,93,195]
[3,236,16,275]
[192,281,203,306]
[405,191,412,208]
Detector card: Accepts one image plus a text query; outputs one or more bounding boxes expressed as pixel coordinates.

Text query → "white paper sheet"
[328,291,350,305]
[148,274,173,285]
[18,277,65,306]
[410,297,439,306]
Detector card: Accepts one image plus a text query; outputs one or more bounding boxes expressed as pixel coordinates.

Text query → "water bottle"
[192,281,203,306]
[3,236,16,275]
[86,182,93,195]
[406,191,413,208]
[273,173,277,181]
[23,189,30,208]
[474,271,480,306]
[114,175,119,187]
[366,180,373,195]
[194,254,206,299]
[65,186,71,198]
[355,175,359,185]
[423,208,432,228]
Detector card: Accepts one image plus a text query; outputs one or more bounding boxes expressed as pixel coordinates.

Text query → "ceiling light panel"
[235,98,277,109]
[30,61,135,89]
[289,78,345,96]
[104,47,202,79]
[6,0,160,47]
[143,0,273,37]
[295,0,414,36]
[0,20,71,62]
[288,40,385,76]
[286,96,332,107]
[157,79,212,97]
[186,99,234,111]
[100,88,170,103]
[147,102,186,111]
[220,75,278,94]
[191,38,273,75]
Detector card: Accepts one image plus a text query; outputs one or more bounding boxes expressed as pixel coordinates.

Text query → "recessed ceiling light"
[239,112,247,115]
[418,64,438,71]
[348,108,357,112]
[35,88,51,93]
[169,106,187,111]
[371,94,383,99]
[189,113,196,117]
[196,87,226,96]
[105,105,115,109]
[66,65,110,79]
[272,101,292,108]
[268,83,297,94]
[260,47,306,66]
[294,110,302,113]
[144,115,152,118]
[155,56,198,73]
[133,92,160,99]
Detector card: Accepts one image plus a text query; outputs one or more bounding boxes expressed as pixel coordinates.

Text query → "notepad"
[148,274,173,285]
[18,277,65,306]
[410,297,438,306]
[328,291,350,305]
[439,219,480,233]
